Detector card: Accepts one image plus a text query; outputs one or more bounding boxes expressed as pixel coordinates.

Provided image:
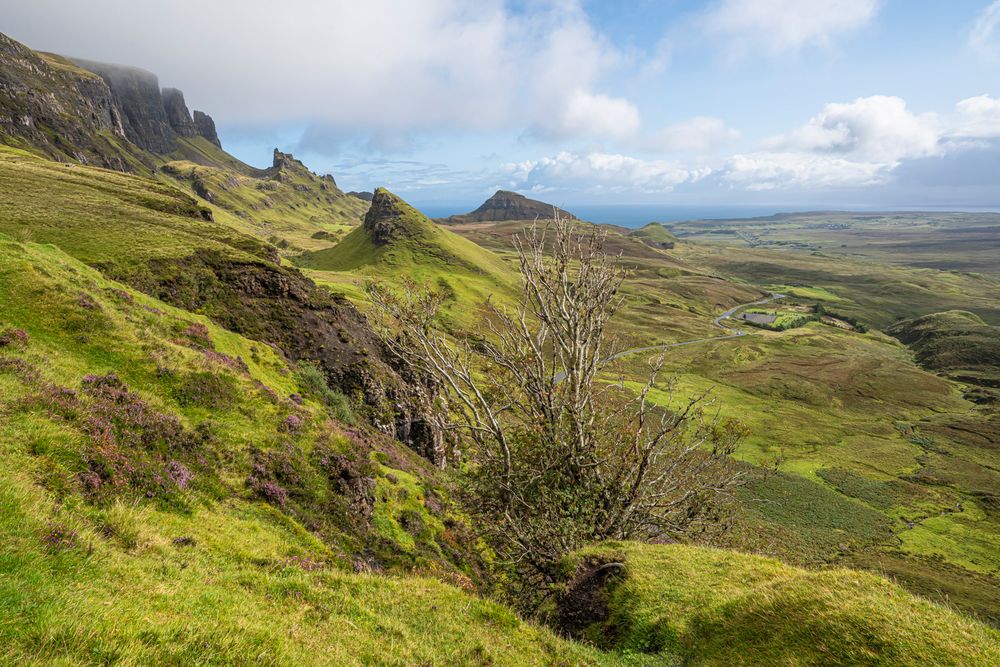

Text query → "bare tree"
[366,213,748,592]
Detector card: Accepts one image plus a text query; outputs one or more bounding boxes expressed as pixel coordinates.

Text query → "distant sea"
[415,203,1000,229]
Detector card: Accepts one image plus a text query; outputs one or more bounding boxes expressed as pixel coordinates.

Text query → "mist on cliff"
[0,0,627,141]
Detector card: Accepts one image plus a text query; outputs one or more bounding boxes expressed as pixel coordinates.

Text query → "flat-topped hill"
[440,190,576,224]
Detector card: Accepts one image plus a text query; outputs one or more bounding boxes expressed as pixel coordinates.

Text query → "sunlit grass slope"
[565,542,1000,666]
[0,235,608,665]
[296,188,519,323]
[159,142,370,253]
[0,145,270,270]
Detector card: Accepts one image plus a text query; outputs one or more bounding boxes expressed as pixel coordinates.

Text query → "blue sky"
[4,0,1000,209]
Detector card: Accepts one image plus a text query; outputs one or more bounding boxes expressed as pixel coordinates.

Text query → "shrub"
[279,414,304,434]
[294,361,355,424]
[173,370,239,410]
[0,357,41,383]
[0,327,29,350]
[181,322,211,345]
[41,521,79,551]
[77,373,216,503]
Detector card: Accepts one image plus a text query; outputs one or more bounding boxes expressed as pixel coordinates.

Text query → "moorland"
[1,29,998,665]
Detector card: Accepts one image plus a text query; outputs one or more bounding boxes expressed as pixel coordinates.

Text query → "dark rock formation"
[0,32,227,166]
[161,87,198,138]
[270,148,307,172]
[70,58,177,153]
[113,248,447,467]
[363,188,423,245]
[442,190,576,224]
[0,32,132,170]
[192,110,221,147]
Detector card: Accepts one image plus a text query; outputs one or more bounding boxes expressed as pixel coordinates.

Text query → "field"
[667,211,1000,275]
[447,215,1000,625]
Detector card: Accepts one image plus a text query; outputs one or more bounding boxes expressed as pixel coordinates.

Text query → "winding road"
[554,291,784,383]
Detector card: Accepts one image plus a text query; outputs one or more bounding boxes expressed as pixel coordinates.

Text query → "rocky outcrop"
[362,188,424,245]
[442,190,576,224]
[70,58,178,153]
[115,249,447,467]
[0,32,229,168]
[161,87,198,138]
[192,110,221,147]
[0,32,132,169]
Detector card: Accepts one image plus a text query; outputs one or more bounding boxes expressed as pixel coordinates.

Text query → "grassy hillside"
[8,232,992,665]
[667,210,1000,275]
[0,235,616,665]
[629,222,678,248]
[159,146,370,254]
[674,242,1000,327]
[562,542,1000,666]
[888,310,1000,388]
[297,188,518,322]
[0,145,268,270]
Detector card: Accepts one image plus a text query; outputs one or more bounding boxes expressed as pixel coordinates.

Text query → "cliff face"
[443,190,576,224]
[0,31,224,169]
[161,87,198,138]
[0,32,132,169]
[70,58,183,153]
[192,110,220,147]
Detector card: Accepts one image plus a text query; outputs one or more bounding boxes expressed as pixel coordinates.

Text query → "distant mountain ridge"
[0,31,368,245]
[440,190,576,224]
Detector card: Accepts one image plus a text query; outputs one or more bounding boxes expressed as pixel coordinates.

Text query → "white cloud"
[766,95,941,162]
[953,94,1000,138]
[539,90,641,140]
[722,152,889,190]
[0,0,635,143]
[504,152,711,193]
[970,1,1000,58]
[505,94,1000,195]
[702,0,882,59]
[644,116,740,153]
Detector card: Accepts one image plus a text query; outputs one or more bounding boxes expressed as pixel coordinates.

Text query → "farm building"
[740,312,777,325]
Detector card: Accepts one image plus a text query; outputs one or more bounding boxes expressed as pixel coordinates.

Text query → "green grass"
[297,189,520,325]
[0,233,615,665]
[158,143,369,254]
[565,542,1000,666]
[0,145,270,271]
[629,222,678,247]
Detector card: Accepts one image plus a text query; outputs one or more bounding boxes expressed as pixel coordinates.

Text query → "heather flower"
[0,357,41,384]
[284,555,324,571]
[0,327,29,349]
[200,348,249,373]
[280,414,304,433]
[182,322,211,343]
[20,383,79,420]
[41,522,78,551]
[254,480,288,507]
[166,460,193,489]
[104,288,134,303]
[76,293,99,310]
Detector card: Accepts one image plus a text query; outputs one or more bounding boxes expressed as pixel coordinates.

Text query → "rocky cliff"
[192,110,221,147]
[0,32,134,169]
[71,58,221,154]
[0,31,223,169]
[161,87,198,138]
[442,190,576,224]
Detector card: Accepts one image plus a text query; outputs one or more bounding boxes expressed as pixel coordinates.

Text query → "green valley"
[1,24,999,667]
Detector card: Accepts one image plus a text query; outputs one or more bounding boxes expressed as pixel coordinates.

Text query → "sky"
[3,0,1000,211]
